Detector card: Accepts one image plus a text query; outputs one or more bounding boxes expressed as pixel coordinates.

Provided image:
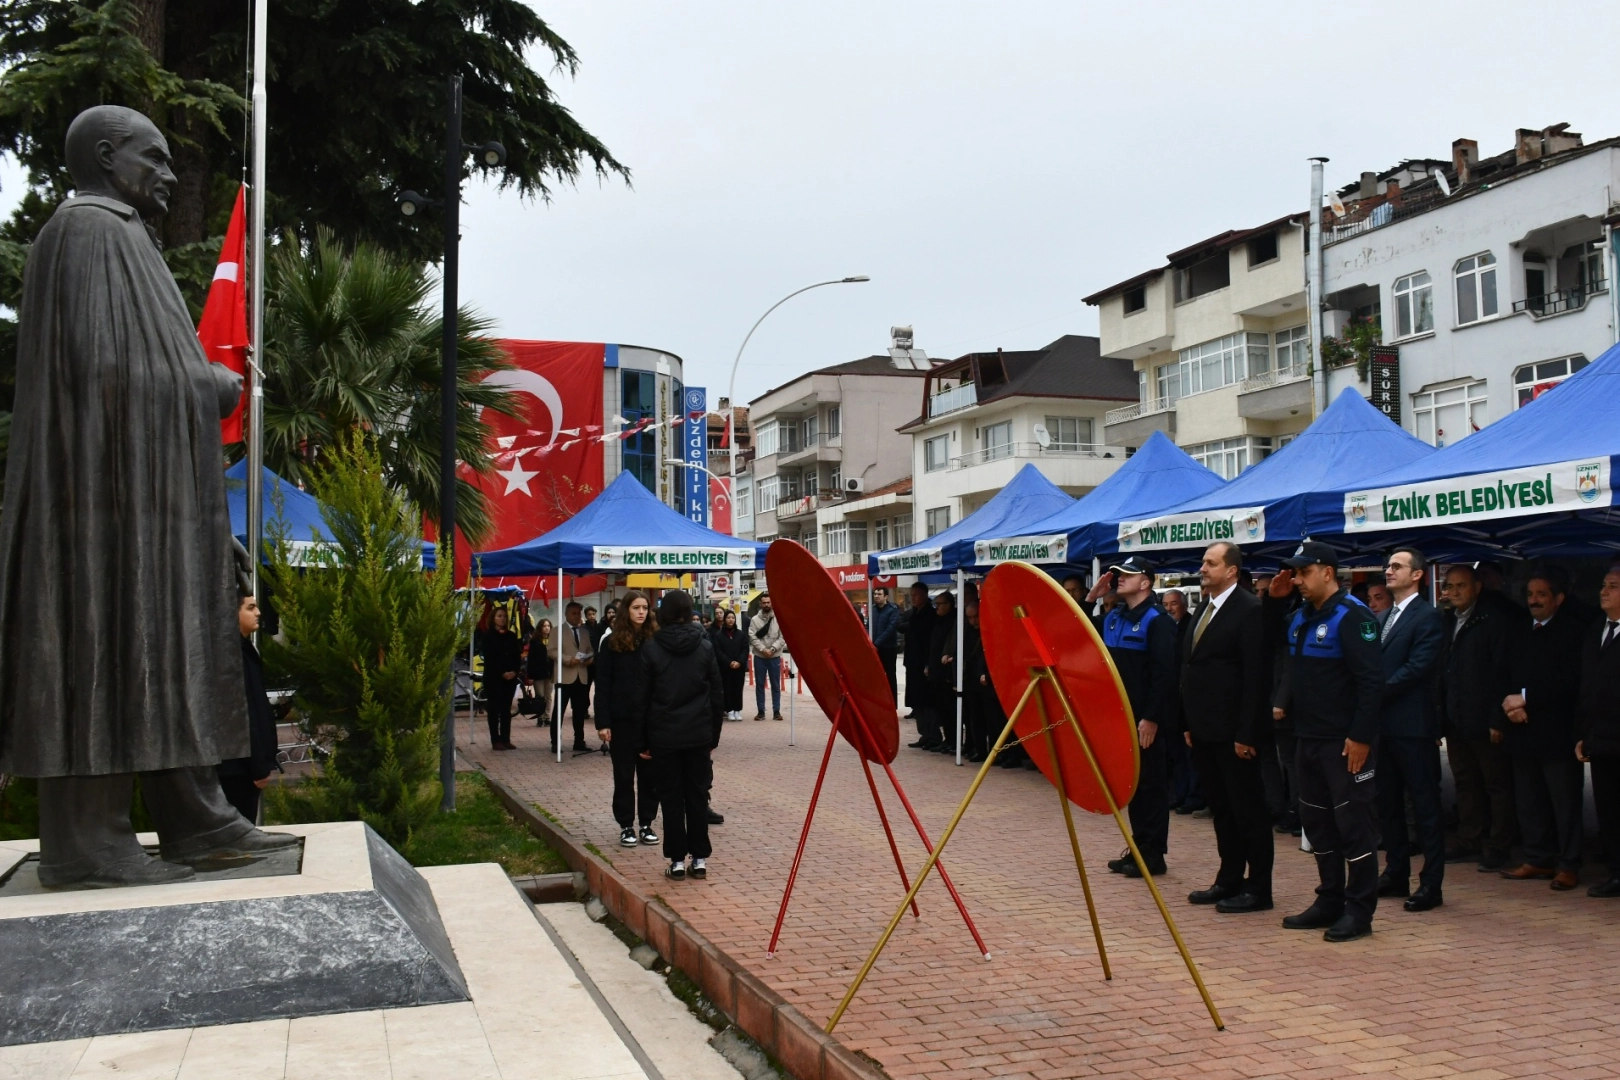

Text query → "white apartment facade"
[1319,126,1620,447]
[1091,216,1316,477]
[902,336,1137,535]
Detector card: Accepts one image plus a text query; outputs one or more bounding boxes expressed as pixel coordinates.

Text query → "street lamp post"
[399,74,506,812]
[723,277,869,542]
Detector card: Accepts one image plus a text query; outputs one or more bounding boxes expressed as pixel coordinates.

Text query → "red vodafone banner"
[447,340,605,586]
[822,563,894,593]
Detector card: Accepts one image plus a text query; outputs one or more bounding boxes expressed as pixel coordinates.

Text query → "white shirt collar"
[1205,581,1238,611]
[1389,592,1419,616]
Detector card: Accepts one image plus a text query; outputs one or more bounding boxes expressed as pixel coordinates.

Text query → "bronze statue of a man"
[0,105,296,886]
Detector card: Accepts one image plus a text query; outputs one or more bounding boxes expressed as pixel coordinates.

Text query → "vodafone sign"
[821,564,896,593]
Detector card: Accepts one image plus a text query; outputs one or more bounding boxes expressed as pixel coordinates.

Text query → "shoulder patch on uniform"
[1359,621,1377,641]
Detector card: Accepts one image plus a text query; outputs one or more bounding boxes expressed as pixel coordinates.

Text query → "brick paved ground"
[462,696,1620,1080]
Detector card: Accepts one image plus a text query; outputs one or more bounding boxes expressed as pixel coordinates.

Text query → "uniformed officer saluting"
[1086,556,1179,877]
[1271,542,1384,942]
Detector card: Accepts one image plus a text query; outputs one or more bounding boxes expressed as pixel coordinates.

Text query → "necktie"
[1192,601,1214,649]
[1604,621,1618,648]
[1381,605,1400,643]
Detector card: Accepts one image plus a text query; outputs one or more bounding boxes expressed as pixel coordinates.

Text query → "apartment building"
[1319,124,1620,447]
[901,335,1136,537]
[1089,215,1316,478]
[744,330,933,572]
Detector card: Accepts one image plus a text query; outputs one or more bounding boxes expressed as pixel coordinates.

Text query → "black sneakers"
[665,860,685,880]
[640,825,659,845]
[690,858,707,879]
[619,827,638,847]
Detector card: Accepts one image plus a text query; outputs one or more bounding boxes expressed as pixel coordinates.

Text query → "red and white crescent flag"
[198,186,250,443]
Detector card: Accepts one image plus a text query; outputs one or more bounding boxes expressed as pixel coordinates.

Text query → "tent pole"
[557,568,565,764]
[468,576,478,746]
[955,568,964,767]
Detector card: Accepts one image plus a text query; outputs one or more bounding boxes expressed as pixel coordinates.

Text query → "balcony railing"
[1238,367,1311,394]
[1323,199,1429,245]
[1104,397,1175,426]
[928,382,978,418]
[948,442,1125,470]
[1512,278,1607,318]
[774,492,841,519]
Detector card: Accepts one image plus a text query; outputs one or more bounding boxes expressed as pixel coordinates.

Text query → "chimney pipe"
[1308,157,1329,417]
[1359,171,1376,199]
[1452,139,1478,185]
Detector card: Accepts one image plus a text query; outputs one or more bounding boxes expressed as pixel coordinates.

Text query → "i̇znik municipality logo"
[1576,462,1602,504]
[686,389,703,411]
[1349,496,1368,528]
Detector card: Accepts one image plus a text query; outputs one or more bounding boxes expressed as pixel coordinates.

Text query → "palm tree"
[251,230,521,546]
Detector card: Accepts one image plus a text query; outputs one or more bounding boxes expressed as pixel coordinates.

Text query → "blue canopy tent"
[1306,341,1620,559]
[866,463,1078,577]
[226,461,334,564]
[476,471,766,576]
[476,470,766,762]
[1101,388,1435,562]
[967,431,1227,569]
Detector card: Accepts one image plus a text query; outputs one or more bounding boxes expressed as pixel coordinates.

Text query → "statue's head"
[64,106,174,219]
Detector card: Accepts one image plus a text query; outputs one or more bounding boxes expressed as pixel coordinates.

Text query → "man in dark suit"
[1575,565,1620,898]
[1437,564,1515,870]
[1500,567,1589,890]
[902,584,935,738]
[1168,541,1274,913]
[1372,547,1446,910]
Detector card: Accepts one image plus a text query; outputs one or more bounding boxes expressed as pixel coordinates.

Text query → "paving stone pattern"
[464,704,1620,1080]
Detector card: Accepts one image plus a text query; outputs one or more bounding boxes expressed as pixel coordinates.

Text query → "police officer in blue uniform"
[1272,542,1385,942]
[1086,556,1179,877]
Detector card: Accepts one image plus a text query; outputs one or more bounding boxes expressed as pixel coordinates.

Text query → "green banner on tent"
[877,547,943,574]
[1342,457,1609,533]
[972,533,1069,566]
[593,546,757,570]
[1118,506,1267,551]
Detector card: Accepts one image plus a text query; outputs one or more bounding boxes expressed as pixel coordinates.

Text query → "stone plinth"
[0,822,468,1047]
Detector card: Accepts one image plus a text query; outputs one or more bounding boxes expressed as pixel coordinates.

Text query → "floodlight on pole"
[725,276,870,542]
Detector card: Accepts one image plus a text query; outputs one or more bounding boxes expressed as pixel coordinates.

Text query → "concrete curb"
[484,773,888,1080]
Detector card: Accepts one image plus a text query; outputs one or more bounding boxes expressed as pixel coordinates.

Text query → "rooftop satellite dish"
[1033,423,1051,449]
[1329,191,1346,217]
[1431,168,1453,197]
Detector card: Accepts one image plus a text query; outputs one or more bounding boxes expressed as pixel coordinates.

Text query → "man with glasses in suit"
[1373,547,1447,911]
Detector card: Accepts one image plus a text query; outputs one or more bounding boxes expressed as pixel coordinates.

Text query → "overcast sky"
[9,2,1620,408]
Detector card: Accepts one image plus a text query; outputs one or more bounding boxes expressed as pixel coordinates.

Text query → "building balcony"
[1512,278,1607,319]
[1237,368,1313,421]
[777,432,842,466]
[1103,397,1176,443]
[928,382,978,418]
[774,492,841,522]
[948,442,1126,471]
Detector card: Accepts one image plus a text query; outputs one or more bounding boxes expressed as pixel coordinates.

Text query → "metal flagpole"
[556,568,565,763]
[245,0,268,602]
[954,568,964,766]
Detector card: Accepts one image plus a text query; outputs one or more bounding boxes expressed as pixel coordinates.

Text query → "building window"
[824,522,848,556]
[620,369,659,494]
[755,419,779,457]
[825,406,841,438]
[874,518,890,550]
[1393,272,1434,338]
[1044,416,1094,450]
[982,420,1013,461]
[1273,326,1310,374]
[893,513,913,547]
[756,476,779,513]
[1413,380,1487,447]
[801,533,818,556]
[1514,356,1588,408]
[849,520,868,555]
[829,465,841,492]
[925,507,951,537]
[1177,332,1270,396]
[801,414,819,447]
[1155,361,1182,405]
[924,433,951,473]
[1184,436,1272,480]
[1123,285,1147,314]
[735,479,752,520]
[1454,253,1498,325]
[1247,231,1279,267]
[1174,253,1230,302]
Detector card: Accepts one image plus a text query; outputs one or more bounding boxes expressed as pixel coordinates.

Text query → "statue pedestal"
[0,822,468,1047]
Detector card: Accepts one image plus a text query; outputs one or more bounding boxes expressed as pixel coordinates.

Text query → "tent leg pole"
[557,568,564,764]
[955,569,964,767]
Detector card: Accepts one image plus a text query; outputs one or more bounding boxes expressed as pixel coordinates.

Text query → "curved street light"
[725,276,870,538]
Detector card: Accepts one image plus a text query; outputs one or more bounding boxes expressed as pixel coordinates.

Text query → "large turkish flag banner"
[709,477,732,535]
[446,340,605,586]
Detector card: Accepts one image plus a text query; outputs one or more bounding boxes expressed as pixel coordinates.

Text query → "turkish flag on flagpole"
[198,186,251,444]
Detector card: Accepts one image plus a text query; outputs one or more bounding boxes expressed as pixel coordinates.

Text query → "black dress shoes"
[1323,915,1372,942]
[908,738,928,748]
[1121,855,1166,877]
[1403,885,1443,911]
[1376,874,1410,898]
[1282,903,1343,930]
[1215,893,1272,914]
[1106,851,1132,874]
[1187,884,1239,905]
[1587,877,1620,898]
[706,808,724,825]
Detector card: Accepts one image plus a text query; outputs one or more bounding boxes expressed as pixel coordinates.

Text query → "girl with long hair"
[594,592,661,847]
[712,609,749,720]
[524,618,556,727]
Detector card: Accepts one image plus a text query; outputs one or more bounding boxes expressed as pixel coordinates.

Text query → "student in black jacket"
[218,594,283,824]
[902,584,935,734]
[631,590,724,880]
[479,606,523,750]
[1500,567,1591,889]
[925,592,958,753]
[711,610,750,721]
[595,591,660,848]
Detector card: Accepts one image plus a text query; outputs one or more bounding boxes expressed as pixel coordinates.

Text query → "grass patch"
[267,771,567,876]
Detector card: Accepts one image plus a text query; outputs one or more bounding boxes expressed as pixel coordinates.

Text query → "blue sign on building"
[683,386,708,526]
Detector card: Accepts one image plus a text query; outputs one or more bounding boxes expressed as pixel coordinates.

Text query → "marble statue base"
[0,822,468,1047]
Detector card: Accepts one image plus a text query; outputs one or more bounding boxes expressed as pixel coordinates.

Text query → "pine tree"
[262,432,469,849]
